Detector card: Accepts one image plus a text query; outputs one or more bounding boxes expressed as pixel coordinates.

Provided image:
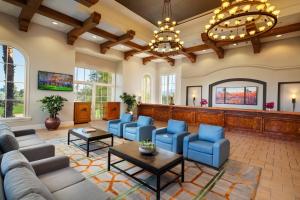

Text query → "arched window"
[0,44,26,118]
[142,75,151,103]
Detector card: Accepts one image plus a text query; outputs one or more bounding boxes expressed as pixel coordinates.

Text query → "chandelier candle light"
[205,0,280,42]
[149,0,184,54]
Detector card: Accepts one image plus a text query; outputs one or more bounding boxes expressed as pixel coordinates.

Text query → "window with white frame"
[142,75,151,103]
[160,74,176,104]
[74,67,114,119]
[0,44,26,118]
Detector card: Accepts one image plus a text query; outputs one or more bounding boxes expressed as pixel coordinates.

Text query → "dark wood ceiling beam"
[142,55,175,66]
[165,57,175,66]
[67,12,101,45]
[201,33,224,59]
[184,44,210,53]
[75,0,99,7]
[18,0,43,32]
[246,23,261,54]
[124,50,139,60]
[180,49,197,63]
[100,30,135,54]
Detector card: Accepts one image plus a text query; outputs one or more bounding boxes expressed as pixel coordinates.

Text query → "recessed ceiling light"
[92,35,97,39]
[233,43,237,46]
[276,34,282,38]
[203,49,206,52]
[52,21,58,25]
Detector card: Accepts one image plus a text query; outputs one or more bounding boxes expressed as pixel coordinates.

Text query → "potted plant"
[264,102,274,111]
[120,92,137,113]
[200,99,208,107]
[39,95,68,130]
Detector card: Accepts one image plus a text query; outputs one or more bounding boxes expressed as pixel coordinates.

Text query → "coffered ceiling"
[0,0,300,65]
[115,0,220,25]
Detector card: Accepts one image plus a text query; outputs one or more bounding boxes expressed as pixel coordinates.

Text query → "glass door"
[94,85,112,120]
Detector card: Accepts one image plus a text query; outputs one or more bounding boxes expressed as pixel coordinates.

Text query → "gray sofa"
[1,150,111,200]
[0,122,54,161]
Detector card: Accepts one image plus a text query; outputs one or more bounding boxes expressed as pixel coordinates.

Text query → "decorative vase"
[45,117,61,130]
[138,146,156,155]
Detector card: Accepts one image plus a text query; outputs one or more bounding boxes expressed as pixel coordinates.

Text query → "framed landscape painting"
[38,71,73,91]
[215,87,225,104]
[225,87,245,104]
[215,86,258,105]
[245,86,258,105]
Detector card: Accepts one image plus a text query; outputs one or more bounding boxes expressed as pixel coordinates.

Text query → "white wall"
[0,12,75,127]
[280,83,300,112]
[0,12,122,128]
[180,37,300,110]
[212,81,263,110]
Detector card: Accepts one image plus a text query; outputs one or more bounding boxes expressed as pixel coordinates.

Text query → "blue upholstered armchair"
[123,116,155,141]
[183,124,230,168]
[107,113,133,137]
[152,119,190,154]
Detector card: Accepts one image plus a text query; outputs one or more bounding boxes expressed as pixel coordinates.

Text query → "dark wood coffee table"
[68,128,113,157]
[108,142,184,200]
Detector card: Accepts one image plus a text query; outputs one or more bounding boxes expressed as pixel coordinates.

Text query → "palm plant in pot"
[120,92,137,113]
[39,95,68,130]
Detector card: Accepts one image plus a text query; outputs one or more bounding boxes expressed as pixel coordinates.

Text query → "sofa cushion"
[0,132,19,153]
[53,180,111,200]
[167,119,187,134]
[198,124,224,143]
[156,133,173,144]
[124,132,136,141]
[120,113,132,123]
[125,127,137,134]
[109,123,120,130]
[39,167,85,193]
[4,167,54,200]
[18,138,45,148]
[189,140,213,154]
[137,116,152,127]
[1,150,35,175]
[0,174,5,200]
[16,134,38,142]
[20,193,47,200]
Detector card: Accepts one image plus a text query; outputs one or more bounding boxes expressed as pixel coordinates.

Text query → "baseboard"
[11,121,74,131]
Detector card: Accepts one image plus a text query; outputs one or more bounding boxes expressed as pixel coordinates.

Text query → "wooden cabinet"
[74,102,91,124]
[102,102,120,120]
[138,104,300,140]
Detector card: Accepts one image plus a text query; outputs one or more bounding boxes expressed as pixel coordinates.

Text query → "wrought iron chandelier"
[149,0,184,54]
[205,0,280,42]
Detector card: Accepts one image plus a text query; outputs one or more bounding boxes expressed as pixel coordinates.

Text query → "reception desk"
[137,104,300,140]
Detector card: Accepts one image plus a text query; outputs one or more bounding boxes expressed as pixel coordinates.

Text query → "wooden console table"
[137,104,300,140]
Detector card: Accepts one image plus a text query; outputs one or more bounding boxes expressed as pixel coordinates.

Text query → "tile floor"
[36,120,300,200]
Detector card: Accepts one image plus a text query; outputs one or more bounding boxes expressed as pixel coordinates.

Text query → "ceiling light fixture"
[52,21,58,25]
[92,35,97,39]
[205,0,279,43]
[276,34,282,37]
[149,0,184,54]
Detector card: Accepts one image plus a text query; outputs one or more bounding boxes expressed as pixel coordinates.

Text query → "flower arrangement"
[139,140,156,155]
[200,99,208,107]
[265,102,274,110]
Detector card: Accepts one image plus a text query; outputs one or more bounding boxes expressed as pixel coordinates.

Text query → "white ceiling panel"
[134,52,151,58]
[171,54,186,59]
[112,44,132,52]
[97,22,124,36]
[0,1,21,17]
[32,14,74,33]
[80,32,107,43]
[42,0,90,21]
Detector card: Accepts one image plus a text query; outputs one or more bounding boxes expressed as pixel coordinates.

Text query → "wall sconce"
[292,95,296,112]
[192,95,196,106]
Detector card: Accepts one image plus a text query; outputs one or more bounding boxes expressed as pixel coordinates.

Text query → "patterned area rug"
[47,137,261,200]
